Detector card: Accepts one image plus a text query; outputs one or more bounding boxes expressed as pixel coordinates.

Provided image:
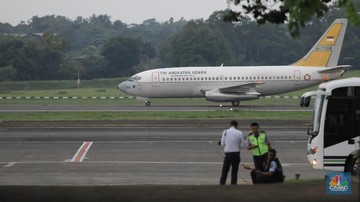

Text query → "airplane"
[118,19,349,106]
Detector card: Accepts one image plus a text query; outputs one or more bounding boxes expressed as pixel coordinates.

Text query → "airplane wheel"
[145,101,151,106]
[231,101,240,106]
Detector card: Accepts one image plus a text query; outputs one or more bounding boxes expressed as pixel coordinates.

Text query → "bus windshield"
[309,94,325,136]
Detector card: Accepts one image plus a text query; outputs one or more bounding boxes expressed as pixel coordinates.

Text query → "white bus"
[300,77,360,175]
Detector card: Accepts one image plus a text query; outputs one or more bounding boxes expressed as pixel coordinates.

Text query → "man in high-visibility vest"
[247,122,272,172]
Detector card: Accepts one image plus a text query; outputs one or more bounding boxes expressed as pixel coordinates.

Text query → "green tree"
[0,65,17,81]
[38,31,71,79]
[225,0,360,36]
[160,20,235,67]
[101,36,155,77]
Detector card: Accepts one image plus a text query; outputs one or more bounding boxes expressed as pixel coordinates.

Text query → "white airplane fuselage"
[118,65,342,100]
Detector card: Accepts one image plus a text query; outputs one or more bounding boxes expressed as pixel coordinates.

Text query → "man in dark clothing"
[243,148,284,184]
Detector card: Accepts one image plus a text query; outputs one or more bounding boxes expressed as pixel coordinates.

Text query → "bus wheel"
[345,156,360,176]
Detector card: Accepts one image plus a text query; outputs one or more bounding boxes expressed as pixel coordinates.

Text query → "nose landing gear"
[145,100,151,106]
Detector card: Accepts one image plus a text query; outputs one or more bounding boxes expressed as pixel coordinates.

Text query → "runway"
[0,126,328,185]
[0,104,310,112]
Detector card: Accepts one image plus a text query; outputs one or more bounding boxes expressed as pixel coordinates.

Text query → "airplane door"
[294,70,301,80]
[152,72,159,83]
[294,70,301,86]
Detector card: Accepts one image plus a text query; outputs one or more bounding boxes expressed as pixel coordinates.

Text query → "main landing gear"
[231,101,240,106]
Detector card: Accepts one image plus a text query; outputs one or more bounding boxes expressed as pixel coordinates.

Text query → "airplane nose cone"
[117,82,127,93]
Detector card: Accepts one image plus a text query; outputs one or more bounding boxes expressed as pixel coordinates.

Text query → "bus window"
[324,87,360,148]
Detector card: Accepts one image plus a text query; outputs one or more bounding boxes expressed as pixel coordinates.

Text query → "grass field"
[0,110,312,121]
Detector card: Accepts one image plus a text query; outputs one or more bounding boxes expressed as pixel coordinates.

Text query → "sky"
[0,0,230,25]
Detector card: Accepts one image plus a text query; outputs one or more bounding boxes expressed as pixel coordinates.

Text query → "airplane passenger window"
[281,76,283,79]
[225,77,228,80]
[201,78,203,80]
[167,78,169,81]
[186,78,189,81]
[277,76,279,79]
[171,78,173,81]
[233,77,236,80]
[212,77,215,80]
[216,77,219,80]
[182,78,185,81]
[162,78,165,81]
[229,77,232,80]
[238,77,240,80]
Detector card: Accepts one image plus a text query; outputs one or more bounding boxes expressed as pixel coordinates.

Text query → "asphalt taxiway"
[0,125,328,185]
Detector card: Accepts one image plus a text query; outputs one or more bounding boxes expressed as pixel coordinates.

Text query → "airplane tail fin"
[292,18,348,67]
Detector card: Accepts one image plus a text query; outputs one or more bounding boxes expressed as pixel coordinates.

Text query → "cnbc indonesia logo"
[327,172,351,194]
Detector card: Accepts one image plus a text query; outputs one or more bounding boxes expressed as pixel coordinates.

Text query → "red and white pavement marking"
[71,142,93,162]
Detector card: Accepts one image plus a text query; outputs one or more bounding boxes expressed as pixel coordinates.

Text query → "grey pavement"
[0,126,328,185]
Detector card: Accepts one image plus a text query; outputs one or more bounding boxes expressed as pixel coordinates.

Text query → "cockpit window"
[128,75,141,81]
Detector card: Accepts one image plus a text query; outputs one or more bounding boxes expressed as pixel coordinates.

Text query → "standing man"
[247,122,272,171]
[219,120,245,185]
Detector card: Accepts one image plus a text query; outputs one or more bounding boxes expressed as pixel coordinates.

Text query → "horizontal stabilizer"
[318,65,351,73]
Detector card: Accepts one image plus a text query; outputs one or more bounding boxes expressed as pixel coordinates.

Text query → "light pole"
[77,65,80,91]
[73,57,83,95]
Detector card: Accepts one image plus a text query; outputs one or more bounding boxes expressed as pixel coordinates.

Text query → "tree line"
[0,7,359,81]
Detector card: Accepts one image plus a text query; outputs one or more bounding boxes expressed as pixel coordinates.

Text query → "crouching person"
[244,148,285,184]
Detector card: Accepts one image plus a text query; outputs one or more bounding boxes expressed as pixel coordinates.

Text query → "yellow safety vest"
[248,132,268,156]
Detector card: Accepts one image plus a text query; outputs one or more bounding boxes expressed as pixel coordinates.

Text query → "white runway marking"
[4,162,16,167]
[71,141,93,162]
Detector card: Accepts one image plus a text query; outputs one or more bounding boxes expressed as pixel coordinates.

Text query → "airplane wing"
[318,65,351,74]
[205,82,263,102]
[218,82,263,95]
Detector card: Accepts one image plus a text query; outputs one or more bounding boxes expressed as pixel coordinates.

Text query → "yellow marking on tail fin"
[319,24,342,46]
[292,51,331,67]
[293,22,344,67]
